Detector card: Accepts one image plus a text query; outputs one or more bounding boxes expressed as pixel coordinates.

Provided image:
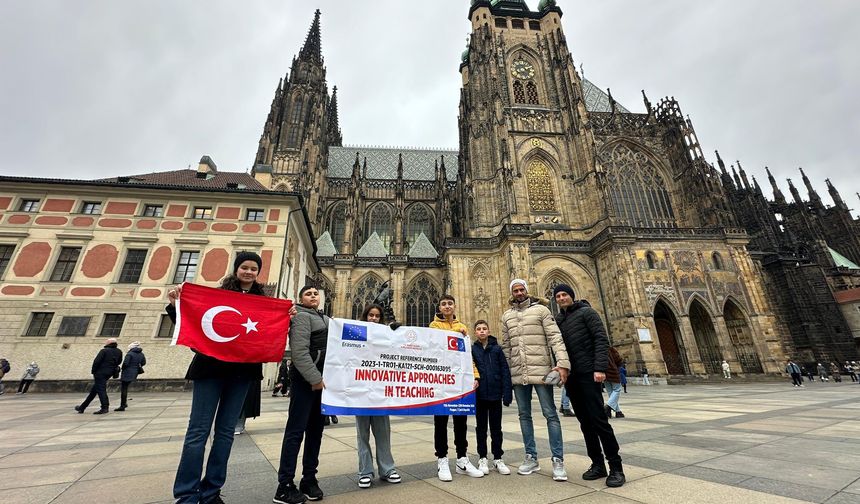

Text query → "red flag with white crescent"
[171,282,292,363]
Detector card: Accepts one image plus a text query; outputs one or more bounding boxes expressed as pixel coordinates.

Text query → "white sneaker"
[551,456,568,481]
[478,457,490,475]
[455,456,485,477]
[437,457,452,482]
[494,459,511,475]
[518,454,540,475]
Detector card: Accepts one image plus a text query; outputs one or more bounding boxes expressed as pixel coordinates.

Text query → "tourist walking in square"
[472,319,513,475]
[430,294,484,481]
[0,357,10,395]
[500,278,570,481]
[17,361,39,394]
[115,342,145,411]
[553,284,625,488]
[786,359,803,387]
[604,348,625,418]
[721,360,731,379]
[75,338,122,415]
[354,304,401,489]
[559,386,575,417]
[274,285,331,504]
[620,361,628,393]
[817,362,829,382]
[272,359,291,397]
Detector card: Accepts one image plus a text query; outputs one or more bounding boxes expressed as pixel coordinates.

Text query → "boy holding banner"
[430,294,484,481]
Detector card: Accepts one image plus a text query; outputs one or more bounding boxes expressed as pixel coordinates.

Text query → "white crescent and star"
[448,337,458,350]
[201,306,260,343]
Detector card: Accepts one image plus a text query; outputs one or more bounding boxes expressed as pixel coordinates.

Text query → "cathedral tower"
[252,10,341,227]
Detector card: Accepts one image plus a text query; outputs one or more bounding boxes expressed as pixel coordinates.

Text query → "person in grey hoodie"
[17,361,40,394]
[274,285,331,504]
[115,342,146,411]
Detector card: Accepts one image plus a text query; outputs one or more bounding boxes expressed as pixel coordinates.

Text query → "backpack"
[0,359,10,374]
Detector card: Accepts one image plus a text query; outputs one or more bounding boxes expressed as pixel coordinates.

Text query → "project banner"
[321,318,476,416]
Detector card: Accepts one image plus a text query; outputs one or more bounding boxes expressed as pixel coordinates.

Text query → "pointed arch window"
[365,203,395,252]
[526,159,556,212]
[351,275,384,320]
[405,204,435,251]
[290,97,304,124]
[525,81,539,105]
[513,80,526,103]
[326,201,347,253]
[600,143,677,228]
[406,276,440,327]
[543,276,575,316]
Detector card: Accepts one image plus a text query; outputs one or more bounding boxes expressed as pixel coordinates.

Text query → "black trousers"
[790,373,803,386]
[120,381,131,406]
[434,414,468,458]
[80,374,110,410]
[475,399,503,459]
[567,374,622,470]
[277,373,324,485]
[18,379,34,393]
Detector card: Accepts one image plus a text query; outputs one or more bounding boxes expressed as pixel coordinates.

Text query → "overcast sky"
[1,1,858,215]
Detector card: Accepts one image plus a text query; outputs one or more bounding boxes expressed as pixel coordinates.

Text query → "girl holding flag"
[169,251,270,504]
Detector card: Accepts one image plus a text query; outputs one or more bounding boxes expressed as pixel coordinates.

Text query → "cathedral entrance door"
[690,300,722,374]
[654,300,686,375]
[723,300,763,374]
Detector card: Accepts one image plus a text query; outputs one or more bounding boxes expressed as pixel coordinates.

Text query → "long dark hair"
[361,303,386,323]
[219,274,266,295]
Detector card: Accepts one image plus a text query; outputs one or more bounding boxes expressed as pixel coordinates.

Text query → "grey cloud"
[1,1,858,215]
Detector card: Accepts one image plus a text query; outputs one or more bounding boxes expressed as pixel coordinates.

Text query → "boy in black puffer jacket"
[472,320,513,476]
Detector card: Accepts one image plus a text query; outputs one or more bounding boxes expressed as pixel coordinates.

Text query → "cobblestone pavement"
[1,382,859,504]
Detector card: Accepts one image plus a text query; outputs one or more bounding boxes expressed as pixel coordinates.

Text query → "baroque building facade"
[248,1,859,376]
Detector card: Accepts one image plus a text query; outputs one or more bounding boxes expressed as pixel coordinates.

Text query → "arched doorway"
[723,300,763,373]
[689,299,722,374]
[654,300,687,374]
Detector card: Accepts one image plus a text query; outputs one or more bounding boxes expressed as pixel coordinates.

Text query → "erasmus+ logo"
[342,323,368,342]
[447,335,465,352]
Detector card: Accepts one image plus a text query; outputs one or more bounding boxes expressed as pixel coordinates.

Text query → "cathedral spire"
[787,178,804,206]
[826,178,847,210]
[736,160,750,190]
[299,9,323,65]
[329,86,340,131]
[731,165,742,188]
[799,167,823,209]
[766,167,786,205]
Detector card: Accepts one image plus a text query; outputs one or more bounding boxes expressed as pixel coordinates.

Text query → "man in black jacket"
[75,338,123,415]
[553,284,625,487]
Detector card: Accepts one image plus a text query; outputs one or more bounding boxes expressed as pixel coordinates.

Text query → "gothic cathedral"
[250,1,860,376]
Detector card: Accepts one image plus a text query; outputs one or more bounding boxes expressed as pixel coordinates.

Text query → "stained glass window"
[365,203,395,252]
[526,159,556,212]
[406,276,440,327]
[326,201,347,253]
[601,143,676,228]
[405,204,435,251]
[352,275,384,320]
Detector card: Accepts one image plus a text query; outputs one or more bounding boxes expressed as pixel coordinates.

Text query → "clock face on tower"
[511,59,535,80]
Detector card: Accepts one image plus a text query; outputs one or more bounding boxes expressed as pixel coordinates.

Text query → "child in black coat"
[471,320,513,475]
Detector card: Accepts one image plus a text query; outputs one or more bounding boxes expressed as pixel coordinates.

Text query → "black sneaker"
[114,406,127,412]
[273,483,307,504]
[582,464,608,480]
[615,411,625,418]
[93,408,109,415]
[330,415,338,425]
[604,405,612,418]
[606,469,626,487]
[204,495,226,504]
[299,479,323,501]
[74,405,84,414]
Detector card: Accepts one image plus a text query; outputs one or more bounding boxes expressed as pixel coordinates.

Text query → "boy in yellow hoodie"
[430,294,484,481]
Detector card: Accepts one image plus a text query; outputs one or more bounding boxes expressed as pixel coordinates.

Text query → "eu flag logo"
[447,335,465,352]
[342,323,368,342]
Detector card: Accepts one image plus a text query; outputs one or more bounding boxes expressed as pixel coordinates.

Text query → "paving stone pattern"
[1,382,859,503]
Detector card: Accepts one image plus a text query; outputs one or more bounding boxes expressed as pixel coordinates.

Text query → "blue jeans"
[603,381,622,412]
[173,378,251,504]
[513,384,563,459]
[355,415,396,478]
[560,387,570,410]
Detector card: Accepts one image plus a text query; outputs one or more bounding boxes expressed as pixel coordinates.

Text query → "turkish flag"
[170,282,292,363]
